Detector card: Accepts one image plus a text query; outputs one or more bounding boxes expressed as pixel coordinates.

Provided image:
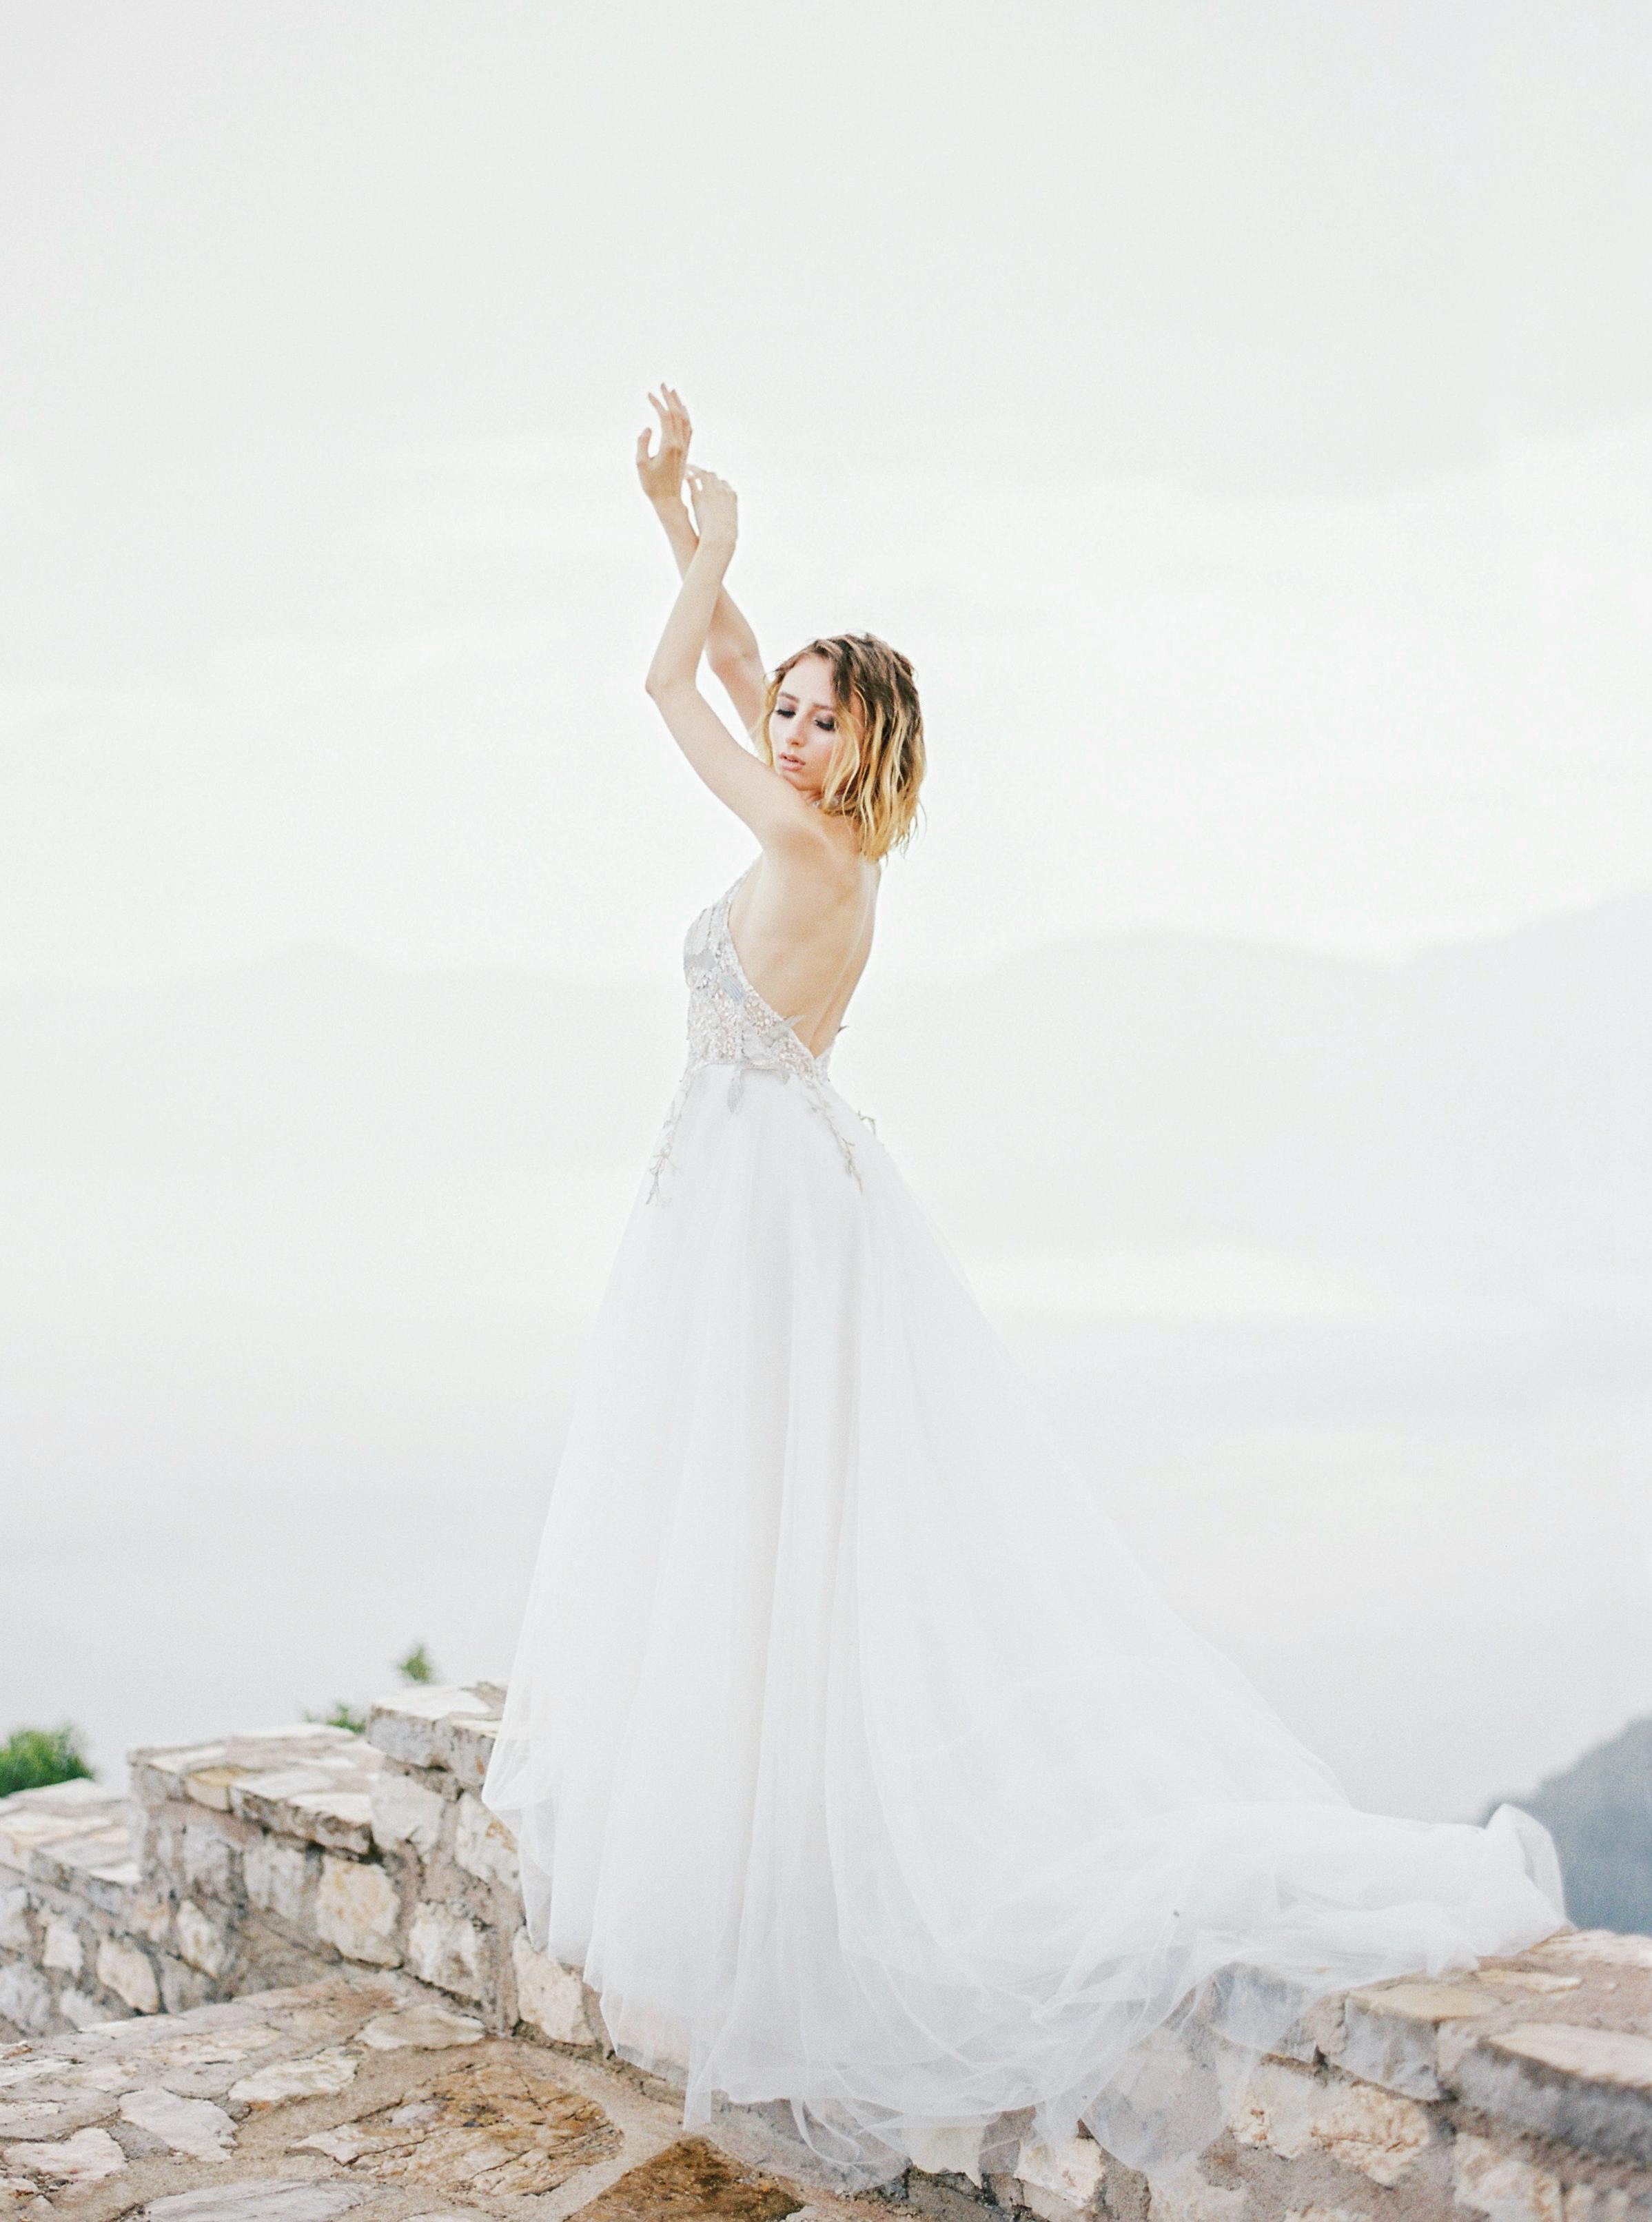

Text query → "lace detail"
[645,866,871,1205]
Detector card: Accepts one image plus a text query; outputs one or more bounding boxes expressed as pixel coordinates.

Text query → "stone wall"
[0,1685,593,2055]
[3,1685,1652,2221]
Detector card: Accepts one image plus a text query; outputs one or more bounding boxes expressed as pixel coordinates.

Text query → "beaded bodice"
[685,866,839,1081]
[644,864,872,1205]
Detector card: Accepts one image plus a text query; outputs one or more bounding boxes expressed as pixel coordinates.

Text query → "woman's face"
[767,654,844,804]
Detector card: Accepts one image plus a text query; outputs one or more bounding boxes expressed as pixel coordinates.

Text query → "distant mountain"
[1487,1717,1652,1933]
[2,890,1648,1294]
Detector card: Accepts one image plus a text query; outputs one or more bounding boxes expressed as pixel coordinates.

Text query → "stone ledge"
[131,1732,380,1857]
[5,1702,1652,2220]
[1448,2019,1652,2170]
[363,1684,503,1780]
[0,1782,131,1887]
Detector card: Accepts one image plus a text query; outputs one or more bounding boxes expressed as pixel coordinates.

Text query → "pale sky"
[2,1,1649,989]
[3,3,1651,1815]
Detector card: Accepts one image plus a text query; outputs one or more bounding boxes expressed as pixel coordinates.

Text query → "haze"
[2,2,1649,1825]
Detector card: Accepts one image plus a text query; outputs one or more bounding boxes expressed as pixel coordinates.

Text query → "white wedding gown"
[482,857,1567,2194]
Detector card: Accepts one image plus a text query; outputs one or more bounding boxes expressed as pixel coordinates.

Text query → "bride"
[481,387,1569,2196]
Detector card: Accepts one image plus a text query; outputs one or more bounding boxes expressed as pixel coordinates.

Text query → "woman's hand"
[686,467,737,556]
[638,389,764,728]
[635,385,692,508]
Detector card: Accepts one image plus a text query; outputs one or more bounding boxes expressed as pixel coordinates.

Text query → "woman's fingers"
[661,384,691,447]
[644,390,691,473]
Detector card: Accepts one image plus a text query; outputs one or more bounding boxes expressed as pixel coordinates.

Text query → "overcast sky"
[1,0,1649,990]
[4,3,1651,1815]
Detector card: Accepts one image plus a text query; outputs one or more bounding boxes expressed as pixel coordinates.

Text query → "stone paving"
[0,1973,890,2222]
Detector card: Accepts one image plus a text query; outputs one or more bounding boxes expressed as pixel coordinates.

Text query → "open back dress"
[482,855,1567,2194]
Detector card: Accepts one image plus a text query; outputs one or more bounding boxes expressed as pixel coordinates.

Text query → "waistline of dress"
[643,1052,876,1207]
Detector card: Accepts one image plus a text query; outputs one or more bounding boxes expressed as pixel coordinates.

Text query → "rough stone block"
[146,2185,365,2219]
[366,1686,497,1771]
[130,1742,238,1808]
[910,2172,998,2221]
[230,2048,359,2106]
[243,1834,315,1925]
[369,1767,446,1855]
[0,1957,52,2031]
[314,1855,400,1967]
[906,2123,985,2188]
[5,2123,129,2185]
[1450,2024,1652,2171]
[95,1933,161,2014]
[231,1771,374,1857]
[183,1765,249,1814]
[1337,1977,1499,2100]
[407,1901,487,2001]
[159,1955,218,2015]
[1529,1933,1652,1973]
[454,1793,518,1888]
[356,2001,485,2049]
[120,2086,236,2160]
[511,1931,596,2046]
[1228,2056,1434,2185]
[1452,2130,1565,2221]
[131,1727,365,1811]
[0,1887,32,1953]
[40,1916,83,1975]
[1143,2153,1250,2219]
[439,1713,501,1792]
[31,1822,141,1910]
[176,1897,233,1977]
[56,1986,108,2030]
[1474,1968,1585,1997]
[1205,1960,1327,2065]
[129,1888,175,1946]
[180,1817,239,1898]
[0,1779,128,1880]
[1013,2128,1107,2219]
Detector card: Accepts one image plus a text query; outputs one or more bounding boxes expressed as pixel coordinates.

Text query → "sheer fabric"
[482,862,1566,2194]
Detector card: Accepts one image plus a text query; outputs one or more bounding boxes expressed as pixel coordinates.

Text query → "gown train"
[482,861,1567,2194]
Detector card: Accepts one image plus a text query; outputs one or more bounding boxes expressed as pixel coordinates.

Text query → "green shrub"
[307,1701,369,1735]
[303,1642,444,1737]
[0,1725,94,1798]
[396,1642,438,1686]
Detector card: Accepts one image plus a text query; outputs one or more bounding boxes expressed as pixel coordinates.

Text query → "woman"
[482,389,1567,2197]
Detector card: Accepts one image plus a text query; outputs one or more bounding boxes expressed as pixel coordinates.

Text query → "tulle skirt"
[482,1055,1567,2193]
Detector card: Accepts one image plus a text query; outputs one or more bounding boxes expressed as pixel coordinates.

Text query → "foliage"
[396,1642,440,1686]
[0,1724,94,1798]
[303,1641,444,1738]
[306,1700,369,1735]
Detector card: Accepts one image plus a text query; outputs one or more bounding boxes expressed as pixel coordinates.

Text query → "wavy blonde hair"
[755,633,926,862]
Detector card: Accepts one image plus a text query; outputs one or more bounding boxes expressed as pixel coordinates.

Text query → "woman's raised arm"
[636,387,767,733]
[644,469,818,851]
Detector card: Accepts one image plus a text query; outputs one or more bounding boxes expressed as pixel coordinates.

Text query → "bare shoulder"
[753,821,877,914]
[735,822,879,957]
